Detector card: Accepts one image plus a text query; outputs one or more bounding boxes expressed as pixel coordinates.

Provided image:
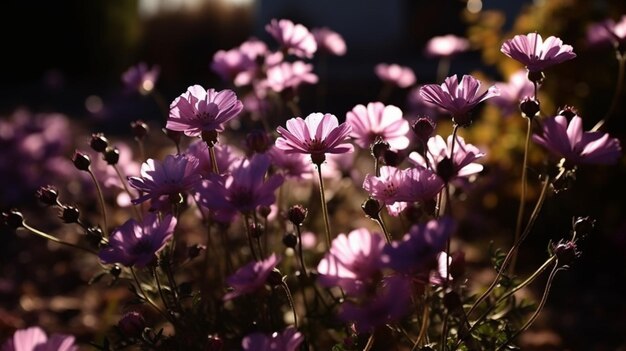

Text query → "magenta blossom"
[211,47,256,85]
[532,115,622,167]
[1,326,77,351]
[316,228,386,295]
[186,140,242,177]
[241,327,304,351]
[501,33,576,73]
[363,166,444,216]
[409,134,485,181]
[586,16,626,49]
[98,213,176,268]
[424,34,470,58]
[489,70,535,116]
[121,62,160,95]
[260,61,318,94]
[420,74,499,126]
[167,85,244,137]
[375,63,416,88]
[346,102,410,150]
[312,27,347,56]
[224,253,281,301]
[406,85,442,118]
[265,18,317,58]
[128,154,202,211]
[267,146,313,180]
[276,113,353,164]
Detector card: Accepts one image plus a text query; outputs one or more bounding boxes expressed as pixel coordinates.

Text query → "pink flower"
[586,16,626,49]
[312,27,347,56]
[424,34,470,58]
[363,166,444,216]
[224,253,281,300]
[375,63,416,88]
[186,140,242,177]
[316,228,386,295]
[346,102,410,150]
[489,70,535,116]
[532,114,622,167]
[260,61,318,94]
[128,154,202,211]
[275,113,354,164]
[210,47,256,85]
[267,146,312,180]
[167,85,244,137]
[242,326,304,351]
[406,85,442,117]
[1,326,77,351]
[501,33,576,73]
[409,134,485,181]
[197,154,284,216]
[121,62,160,95]
[265,18,317,58]
[98,213,176,268]
[420,74,499,126]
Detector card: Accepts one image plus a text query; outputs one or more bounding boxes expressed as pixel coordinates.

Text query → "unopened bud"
[258,206,272,218]
[90,133,109,153]
[436,157,456,183]
[104,146,120,165]
[287,205,308,226]
[412,117,436,142]
[86,226,104,248]
[519,97,540,118]
[361,198,381,219]
[59,205,80,223]
[527,70,545,85]
[118,311,145,338]
[3,209,24,230]
[36,185,59,206]
[558,105,579,119]
[371,138,390,159]
[110,265,122,278]
[282,232,298,248]
[206,335,224,351]
[131,120,149,140]
[267,269,284,286]
[553,240,579,267]
[573,216,595,238]
[72,151,91,171]
[443,290,462,312]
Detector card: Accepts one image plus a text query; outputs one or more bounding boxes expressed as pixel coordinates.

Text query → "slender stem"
[87,168,108,234]
[21,223,97,255]
[295,225,309,279]
[449,124,459,160]
[509,117,532,275]
[315,163,332,248]
[495,261,560,351]
[412,287,431,350]
[244,215,259,261]
[440,307,450,351]
[375,215,392,244]
[363,333,375,351]
[113,164,142,221]
[592,53,626,132]
[131,267,171,323]
[281,282,298,328]
[209,145,219,174]
[153,267,171,312]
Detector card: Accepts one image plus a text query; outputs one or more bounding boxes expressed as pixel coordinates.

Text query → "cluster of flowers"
[2,16,623,351]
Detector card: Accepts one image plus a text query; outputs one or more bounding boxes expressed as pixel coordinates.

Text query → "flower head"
[211,47,256,85]
[224,253,281,300]
[266,18,317,58]
[586,16,626,49]
[1,326,77,351]
[98,213,176,268]
[312,27,347,56]
[276,113,353,164]
[532,114,622,167]
[121,62,160,95]
[167,85,244,137]
[259,61,318,94]
[267,146,312,180]
[424,34,470,58]
[501,33,576,73]
[489,70,535,116]
[409,134,485,181]
[346,102,410,150]
[241,326,304,351]
[420,74,499,126]
[375,63,416,88]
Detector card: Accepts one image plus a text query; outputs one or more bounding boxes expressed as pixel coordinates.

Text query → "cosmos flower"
[500,33,576,73]
[186,140,242,177]
[375,63,416,88]
[409,134,485,181]
[241,326,304,351]
[586,16,626,49]
[316,228,386,295]
[275,113,353,164]
[98,213,176,268]
[259,61,318,94]
[267,146,313,180]
[266,18,317,58]
[312,27,347,56]
[1,326,77,351]
[424,34,470,58]
[346,102,410,150]
[224,253,281,301]
[420,74,499,126]
[532,114,622,167]
[489,70,535,116]
[167,85,244,137]
[121,62,160,95]
[210,47,256,85]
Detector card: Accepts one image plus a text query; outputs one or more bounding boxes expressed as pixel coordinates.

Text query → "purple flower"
[266,18,317,58]
[241,326,304,351]
[346,102,411,150]
[420,74,499,126]
[128,154,202,211]
[224,253,281,301]
[363,166,444,216]
[259,61,318,94]
[586,16,626,49]
[489,70,535,116]
[121,62,160,95]
[312,27,347,56]
[316,228,386,295]
[338,275,412,333]
[532,115,622,166]
[267,146,313,180]
[186,140,242,177]
[98,213,176,268]
[1,326,77,351]
[211,47,256,85]
[375,63,416,88]
[501,33,576,73]
[424,34,470,58]
[382,217,455,274]
[167,85,244,137]
[197,154,284,216]
[275,113,354,164]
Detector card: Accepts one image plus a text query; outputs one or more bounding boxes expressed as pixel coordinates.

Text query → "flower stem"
[244,214,259,261]
[294,224,309,279]
[363,333,376,351]
[113,164,143,221]
[21,222,97,255]
[281,281,298,328]
[592,52,626,132]
[131,267,173,323]
[315,163,332,249]
[87,168,108,234]
[375,214,392,244]
[209,145,219,174]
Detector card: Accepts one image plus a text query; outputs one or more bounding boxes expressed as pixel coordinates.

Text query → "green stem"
[131,267,172,323]
[363,333,375,351]
[87,168,108,234]
[153,267,171,312]
[375,215,392,244]
[510,117,532,275]
[281,282,298,328]
[315,163,332,248]
[209,145,219,174]
[295,224,309,279]
[21,222,97,255]
[244,214,259,261]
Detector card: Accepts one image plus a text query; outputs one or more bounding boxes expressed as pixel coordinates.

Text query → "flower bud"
[131,120,149,140]
[59,205,80,223]
[558,105,579,119]
[258,206,272,218]
[287,205,308,226]
[383,149,401,167]
[202,130,219,146]
[188,244,206,260]
[36,185,59,206]
[412,117,436,142]
[282,232,298,248]
[267,269,284,286]
[519,97,540,118]
[245,130,271,154]
[449,251,466,279]
[573,216,595,238]
[527,70,545,85]
[104,146,120,165]
[436,157,455,183]
[86,226,104,248]
[206,335,224,351]
[118,311,145,338]
[110,265,122,278]
[72,150,91,171]
[361,198,381,219]
[370,138,390,159]
[2,209,24,230]
[553,240,579,267]
[90,133,109,153]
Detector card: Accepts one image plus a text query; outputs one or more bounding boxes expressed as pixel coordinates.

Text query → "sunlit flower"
[586,16,626,49]
[1,326,77,351]
[532,114,622,167]
[406,85,441,117]
[276,113,353,164]
[501,33,576,73]
[267,146,312,180]
[266,18,317,58]
[260,61,318,94]
[211,47,256,85]
[312,27,347,56]
[98,213,176,268]
[375,63,416,88]
[409,134,485,181]
[121,62,160,95]
[224,253,281,300]
[489,70,535,116]
[242,326,304,351]
[346,102,410,150]
[167,85,244,137]
[424,34,470,58]
[420,74,499,126]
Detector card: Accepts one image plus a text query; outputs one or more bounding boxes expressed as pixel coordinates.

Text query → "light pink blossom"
[224,254,281,301]
[260,61,318,94]
[489,70,535,116]
[501,33,576,73]
[267,146,312,180]
[1,326,77,351]
[424,34,470,58]
[266,18,317,58]
[346,102,410,150]
[375,63,416,88]
[121,62,160,95]
[312,27,347,56]
[409,134,485,180]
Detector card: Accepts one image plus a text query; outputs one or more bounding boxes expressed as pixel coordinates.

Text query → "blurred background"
[1,0,626,349]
